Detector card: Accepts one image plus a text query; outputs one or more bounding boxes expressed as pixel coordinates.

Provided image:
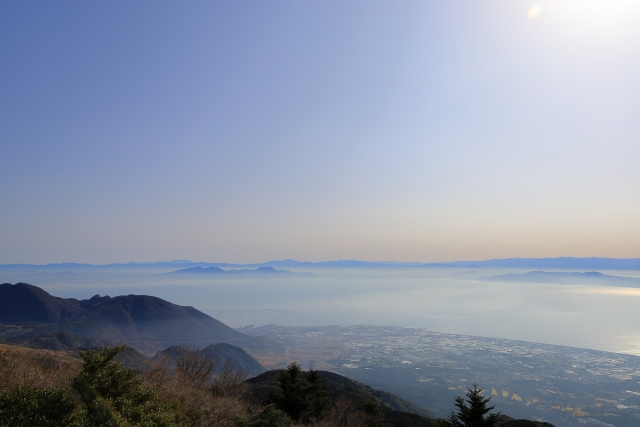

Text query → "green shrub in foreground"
[233,404,292,427]
[0,384,77,427]
[72,345,178,427]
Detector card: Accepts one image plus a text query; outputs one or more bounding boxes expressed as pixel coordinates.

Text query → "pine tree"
[437,383,499,427]
[302,369,332,423]
[270,362,332,424]
[271,362,306,422]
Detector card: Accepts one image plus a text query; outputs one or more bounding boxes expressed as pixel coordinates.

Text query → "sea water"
[8,267,640,356]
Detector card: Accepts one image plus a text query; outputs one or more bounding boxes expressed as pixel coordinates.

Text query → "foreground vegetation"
[0,344,550,427]
[0,344,251,427]
[0,345,399,427]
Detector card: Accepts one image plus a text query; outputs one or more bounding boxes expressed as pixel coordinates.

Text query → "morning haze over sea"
[2,2,640,426]
[4,258,640,356]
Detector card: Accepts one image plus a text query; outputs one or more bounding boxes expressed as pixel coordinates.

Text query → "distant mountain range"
[477,271,640,287]
[0,282,283,355]
[3,257,640,270]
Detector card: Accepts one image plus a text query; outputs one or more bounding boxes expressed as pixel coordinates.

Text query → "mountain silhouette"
[0,283,282,355]
[155,343,266,377]
[0,282,85,323]
[168,265,295,275]
[170,266,225,274]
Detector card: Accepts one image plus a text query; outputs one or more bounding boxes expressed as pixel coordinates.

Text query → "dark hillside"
[0,283,283,355]
[246,369,435,427]
[201,343,266,376]
[0,283,83,323]
[7,331,110,351]
[496,416,554,427]
[112,346,153,370]
[62,294,281,353]
[154,343,266,377]
[3,331,151,369]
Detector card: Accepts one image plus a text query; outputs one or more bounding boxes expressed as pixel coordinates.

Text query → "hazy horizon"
[4,255,640,269]
[4,262,640,356]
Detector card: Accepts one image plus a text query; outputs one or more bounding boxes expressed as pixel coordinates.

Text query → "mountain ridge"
[3,257,640,270]
[168,265,303,276]
[0,283,283,355]
[154,343,266,377]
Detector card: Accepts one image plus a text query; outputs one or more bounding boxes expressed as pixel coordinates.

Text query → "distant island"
[477,270,640,287]
[170,265,292,275]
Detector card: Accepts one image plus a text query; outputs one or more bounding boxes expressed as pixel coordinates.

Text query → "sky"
[1,0,639,264]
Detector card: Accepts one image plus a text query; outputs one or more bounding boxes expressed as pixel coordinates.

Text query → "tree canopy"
[269,362,332,424]
[438,383,499,427]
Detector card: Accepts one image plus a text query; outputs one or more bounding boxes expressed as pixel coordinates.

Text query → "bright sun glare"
[527,1,640,34]
[527,4,542,19]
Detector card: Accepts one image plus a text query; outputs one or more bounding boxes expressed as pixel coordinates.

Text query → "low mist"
[4,265,640,356]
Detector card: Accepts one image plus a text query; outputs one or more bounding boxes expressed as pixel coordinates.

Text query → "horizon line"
[2,256,640,268]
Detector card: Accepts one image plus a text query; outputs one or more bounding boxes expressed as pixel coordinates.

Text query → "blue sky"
[1,1,639,263]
